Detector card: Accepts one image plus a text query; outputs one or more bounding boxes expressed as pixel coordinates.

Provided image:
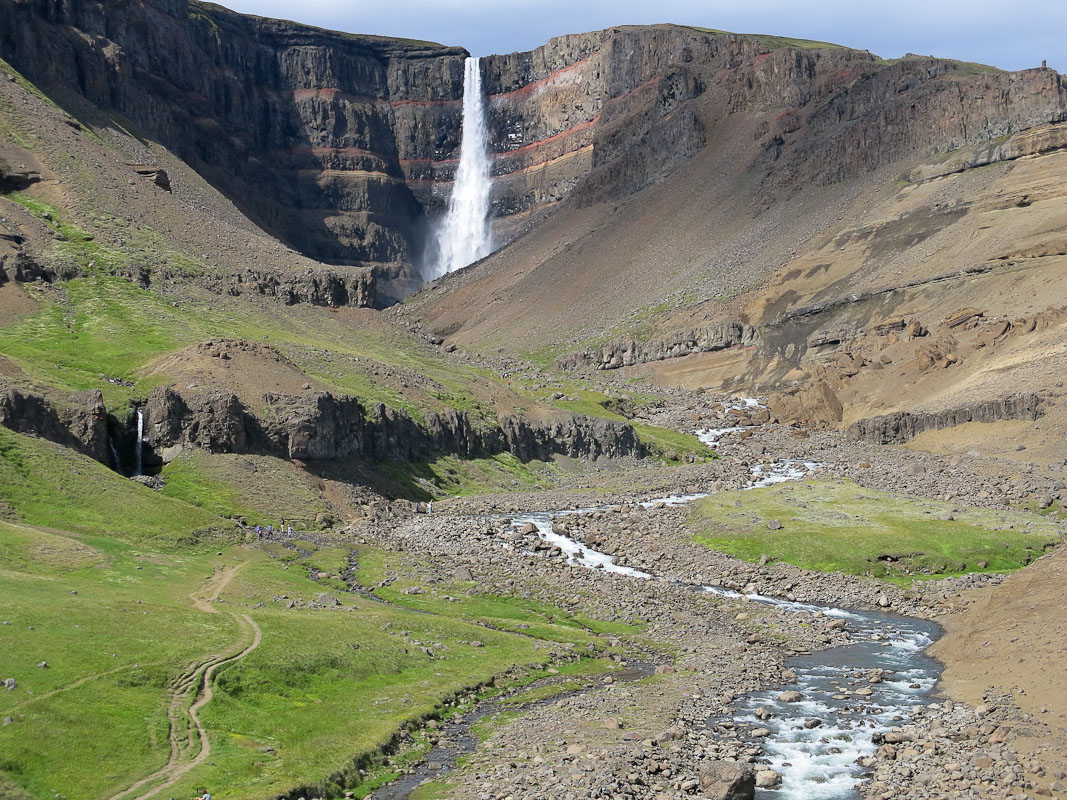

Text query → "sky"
[216,0,1065,73]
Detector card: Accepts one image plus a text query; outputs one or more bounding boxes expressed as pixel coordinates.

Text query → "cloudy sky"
[217,0,1063,72]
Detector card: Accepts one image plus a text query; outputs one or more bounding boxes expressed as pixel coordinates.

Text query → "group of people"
[252,519,294,537]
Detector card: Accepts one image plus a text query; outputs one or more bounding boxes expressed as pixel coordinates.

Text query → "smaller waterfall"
[108,439,122,473]
[427,56,492,279]
[134,409,144,476]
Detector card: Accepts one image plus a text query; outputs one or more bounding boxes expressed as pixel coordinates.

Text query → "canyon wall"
[0,3,720,290]
[3,2,1065,306]
[0,380,643,470]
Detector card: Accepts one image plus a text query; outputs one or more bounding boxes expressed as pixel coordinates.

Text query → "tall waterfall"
[427,56,492,279]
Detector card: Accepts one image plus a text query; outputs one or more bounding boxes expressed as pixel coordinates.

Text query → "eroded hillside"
[407,35,1067,464]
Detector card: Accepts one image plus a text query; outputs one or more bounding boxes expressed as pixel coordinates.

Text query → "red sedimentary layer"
[487,55,595,102]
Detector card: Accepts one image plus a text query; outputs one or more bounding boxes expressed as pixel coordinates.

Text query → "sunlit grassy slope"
[690,478,1060,581]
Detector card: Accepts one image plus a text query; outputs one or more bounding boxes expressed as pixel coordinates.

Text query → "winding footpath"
[107,562,262,800]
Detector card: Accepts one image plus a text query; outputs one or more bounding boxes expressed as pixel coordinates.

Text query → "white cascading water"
[134,409,144,476]
[506,399,941,799]
[427,56,492,279]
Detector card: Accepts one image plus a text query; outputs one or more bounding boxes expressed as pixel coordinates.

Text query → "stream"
[370,661,656,800]
[372,401,942,798]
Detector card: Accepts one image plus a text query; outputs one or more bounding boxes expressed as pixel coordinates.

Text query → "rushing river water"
[504,404,942,798]
[375,400,941,798]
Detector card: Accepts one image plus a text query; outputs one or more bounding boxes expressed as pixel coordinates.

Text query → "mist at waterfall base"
[423,57,493,280]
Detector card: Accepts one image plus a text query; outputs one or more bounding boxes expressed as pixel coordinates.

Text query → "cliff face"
[139,386,645,466]
[4,3,1066,307]
[0,4,722,292]
[0,0,467,293]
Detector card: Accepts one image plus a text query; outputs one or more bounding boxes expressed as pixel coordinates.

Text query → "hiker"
[266,524,273,535]
[255,525,262,536]
[427,500,433,515]
[287,524,293,535]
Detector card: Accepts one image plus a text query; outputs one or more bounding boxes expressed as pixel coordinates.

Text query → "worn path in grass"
[109,562,262,800]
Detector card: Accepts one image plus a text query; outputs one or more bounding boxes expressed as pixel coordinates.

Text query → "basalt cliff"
[1,0,725,299]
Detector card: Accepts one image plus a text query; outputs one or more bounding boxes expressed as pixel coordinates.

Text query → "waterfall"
[134,409,144,476]
[108,439,122,473]
[427,56,492,279]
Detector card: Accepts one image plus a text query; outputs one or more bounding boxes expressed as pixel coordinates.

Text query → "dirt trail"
[107,563,262,800]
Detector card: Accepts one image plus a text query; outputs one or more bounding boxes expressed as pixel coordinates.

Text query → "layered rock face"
[0,381,643,470]
[4,3,1065,310]
[141,386,642,466]
[847,393,1043,444]
[0,4,717,290]
[0,383,109,462]
[0,0,468,293]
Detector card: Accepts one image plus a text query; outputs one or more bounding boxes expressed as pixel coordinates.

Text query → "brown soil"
[0,283,38,327]
[931,546,1067,786]
[142,339,332,407]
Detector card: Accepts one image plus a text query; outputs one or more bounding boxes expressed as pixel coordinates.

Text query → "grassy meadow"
[689,478,1061,581]
[0,427,644,800]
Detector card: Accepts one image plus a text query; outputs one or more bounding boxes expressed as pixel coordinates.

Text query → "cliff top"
[195,1,467,57]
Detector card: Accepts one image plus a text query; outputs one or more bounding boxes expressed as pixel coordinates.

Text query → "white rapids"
[509,398,941,798]
[427,56,493,279]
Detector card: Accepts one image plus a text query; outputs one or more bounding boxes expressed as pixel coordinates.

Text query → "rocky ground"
[341,400,1067,800]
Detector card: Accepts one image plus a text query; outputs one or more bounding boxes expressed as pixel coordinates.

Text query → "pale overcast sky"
[216,0,1064,73]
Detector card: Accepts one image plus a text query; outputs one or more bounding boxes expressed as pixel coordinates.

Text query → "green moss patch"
[689,478,1060,581]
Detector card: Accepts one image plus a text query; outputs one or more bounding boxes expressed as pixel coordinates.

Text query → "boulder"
[755,769,782,788]
[698,761,755,800]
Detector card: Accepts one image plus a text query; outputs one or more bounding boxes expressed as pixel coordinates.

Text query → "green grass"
[0,267,517,425]
[0,427,226,545]
[161,451,330,528]
[0,437,639,800]
[684,25,846,51]
[876,54,1003,75]
[689,478,1060,581]
[0,524,241,800]
[377,452,566,500]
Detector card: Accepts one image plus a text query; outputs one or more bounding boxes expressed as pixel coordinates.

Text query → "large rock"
[0,383,108,462]
[698,761,755,800]
[141,386,254,465]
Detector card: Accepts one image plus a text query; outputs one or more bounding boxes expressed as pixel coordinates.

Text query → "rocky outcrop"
[142,387,256,465]
[0,244,54,285]
[847,393,1043,444]
[0,383,108,461]
[223,265,377,308]
[910,120,1067,183]
[0,155,40,192]
[559,323,757,370]
[141,386,644,465]
[62,390,110,464]
[0,383,78,447]
[0,0,468,279]
[498,414,642,461]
